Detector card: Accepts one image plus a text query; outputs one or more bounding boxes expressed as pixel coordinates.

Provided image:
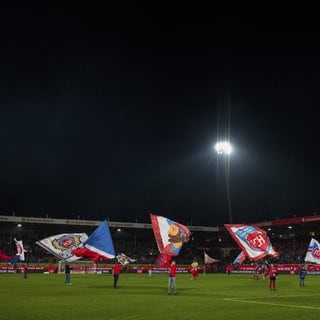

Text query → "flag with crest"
[304,238,320,264]
[36,233,88,262]
[224,224,279,261]
[116,253,136,265]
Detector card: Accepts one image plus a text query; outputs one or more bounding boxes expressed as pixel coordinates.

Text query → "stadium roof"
[0,215,218,232]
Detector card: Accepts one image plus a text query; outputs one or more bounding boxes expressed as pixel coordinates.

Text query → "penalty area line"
[223,298,320,310]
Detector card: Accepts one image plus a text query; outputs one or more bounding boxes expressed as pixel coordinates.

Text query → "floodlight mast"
[215,141,233,223]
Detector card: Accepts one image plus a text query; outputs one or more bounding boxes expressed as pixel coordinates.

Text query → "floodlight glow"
[214,141,232,155]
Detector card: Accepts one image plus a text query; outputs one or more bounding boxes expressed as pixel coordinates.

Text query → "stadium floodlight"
[214,141,232,155]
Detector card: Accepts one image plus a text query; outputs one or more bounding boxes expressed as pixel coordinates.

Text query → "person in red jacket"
[168,261,177,295]
[112,262,121,289]
[269,264,278,291]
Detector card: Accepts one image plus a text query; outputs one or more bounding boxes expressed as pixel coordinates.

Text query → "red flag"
[71,247,105,264]
[0,250,20,264]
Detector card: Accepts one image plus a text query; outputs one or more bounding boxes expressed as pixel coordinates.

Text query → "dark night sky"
[0,5,319,226]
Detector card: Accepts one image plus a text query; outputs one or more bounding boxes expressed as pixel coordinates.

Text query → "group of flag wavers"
[3,218,320,292]
[0,214,194,291]
[225,225,320,289]
[224,224,280,290]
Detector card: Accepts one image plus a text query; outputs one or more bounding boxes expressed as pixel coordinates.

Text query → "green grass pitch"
[1,272,320,320]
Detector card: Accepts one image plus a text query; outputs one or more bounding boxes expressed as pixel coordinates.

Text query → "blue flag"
[72,220,115,263]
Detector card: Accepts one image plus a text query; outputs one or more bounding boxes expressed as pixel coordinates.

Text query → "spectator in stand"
[112,262,121,288]
[168,260,177,295]
[269,264,278,291]
[299,265,307,287]
[65,263,72,285]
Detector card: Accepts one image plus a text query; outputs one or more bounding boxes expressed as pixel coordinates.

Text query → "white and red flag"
[204,252,219,264]
[150,213,191,266]
[224,224,279,261]
[37,233,88,262]
[304,238,320,264]
[14,239,27,261]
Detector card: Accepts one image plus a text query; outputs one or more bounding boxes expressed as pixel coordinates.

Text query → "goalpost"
[58,260,97,274]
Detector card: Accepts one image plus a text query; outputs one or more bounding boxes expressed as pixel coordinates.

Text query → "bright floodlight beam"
[215,140,233,223]
[214,141,232,155]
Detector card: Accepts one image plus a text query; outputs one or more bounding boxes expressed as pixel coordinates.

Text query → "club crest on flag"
[234,226,268,252]
[52,234,83,251]
[36,233,88,262]
[311,246,320,258]
[305,238,320,264]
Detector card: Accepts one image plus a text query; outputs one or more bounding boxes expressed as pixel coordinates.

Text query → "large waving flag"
[304,238,320,264]
[224,224,279,261]
[150,213,191,267]
[72,220,115,263]
[14,239,27,261]
[0,251,20,264]
[233,251,246,265]
[204,252,219,264]
[36,233,88,262]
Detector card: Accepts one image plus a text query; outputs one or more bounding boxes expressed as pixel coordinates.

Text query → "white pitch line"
[223,298,320,310]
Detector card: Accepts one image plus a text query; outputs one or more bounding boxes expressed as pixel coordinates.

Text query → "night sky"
[0,6,319,226]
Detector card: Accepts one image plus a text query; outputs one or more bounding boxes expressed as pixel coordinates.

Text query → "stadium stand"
[1,214,320,268]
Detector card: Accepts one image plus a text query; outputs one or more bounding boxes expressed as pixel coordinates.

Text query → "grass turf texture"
[1,273,320,320]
